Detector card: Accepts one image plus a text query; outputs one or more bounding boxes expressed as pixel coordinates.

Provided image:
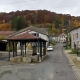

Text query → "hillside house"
[70,26,80,49]
[59,33,67,43]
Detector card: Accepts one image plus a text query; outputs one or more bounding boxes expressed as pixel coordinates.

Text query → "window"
[76,33,78,38]
[36,33,39,37]
[32,33,36,36]
[32,33,39,37]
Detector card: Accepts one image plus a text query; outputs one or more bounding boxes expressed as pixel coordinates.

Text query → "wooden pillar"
[8,40,10,61]
[38,41,39,53]
[43,42,46,55]
[40,41,42,59]
[37,41,40,61]
[20,42,23,56]
[25,42,26,57]
[43,42,45,56]
[42,42,43,56]
[15,42,17,56]
[12,41,15,57]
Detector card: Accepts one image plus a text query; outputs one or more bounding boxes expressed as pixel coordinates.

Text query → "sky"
[0,0,80,16]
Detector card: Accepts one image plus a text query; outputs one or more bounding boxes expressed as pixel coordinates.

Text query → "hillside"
[0,10,80,34]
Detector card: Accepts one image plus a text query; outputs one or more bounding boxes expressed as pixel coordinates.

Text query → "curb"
[63,50,80,80]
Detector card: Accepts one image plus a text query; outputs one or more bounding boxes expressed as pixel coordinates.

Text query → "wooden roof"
[0,31,15,35]
[6,32,47,42]
[6,32,38,40]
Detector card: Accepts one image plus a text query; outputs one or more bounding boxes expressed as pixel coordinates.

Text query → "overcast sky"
[0,0,80,16]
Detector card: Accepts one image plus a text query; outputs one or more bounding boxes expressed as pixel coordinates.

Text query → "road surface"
[0,43,78,80]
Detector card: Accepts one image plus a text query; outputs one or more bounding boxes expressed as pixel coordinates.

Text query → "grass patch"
[70,49,77,54]
[64,45,71,50]
[49,41,56,46]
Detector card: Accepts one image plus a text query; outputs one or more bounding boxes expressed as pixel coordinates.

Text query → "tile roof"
[0,31,15,35]
[26,26,48,35]
[8,26,48,37]
[6,32,39,40]
[70,26,80,32]
[59,33,67,36]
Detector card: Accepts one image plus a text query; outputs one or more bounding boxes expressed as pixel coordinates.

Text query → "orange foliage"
[0,23,11,31]
[73,20,80,27]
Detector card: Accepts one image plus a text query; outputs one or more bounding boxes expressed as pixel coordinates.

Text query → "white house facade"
[59,33,67,43]
[27,30,49,47]
[52,33,67,43]
[28,30,48,42]
[70,27,80,49]
[52,36,60,42]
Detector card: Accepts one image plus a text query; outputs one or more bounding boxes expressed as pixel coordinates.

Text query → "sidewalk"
[64,49,80,80]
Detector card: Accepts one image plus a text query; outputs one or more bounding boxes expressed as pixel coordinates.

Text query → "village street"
[0,43,78,80]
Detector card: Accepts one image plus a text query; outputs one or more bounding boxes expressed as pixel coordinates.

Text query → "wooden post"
[44,42,46,55]
[40,41,42,59]
[25,42,26,57]
[12,41,15,57]
[37,40,40,61]
[16,42,17,56]
[8,40,10,61]
[38,41,39,53]
[43,42,45,56]
[20,42,22,56]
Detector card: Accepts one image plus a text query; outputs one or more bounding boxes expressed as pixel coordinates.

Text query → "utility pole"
[69,19,70,32]
[68,19,71,48]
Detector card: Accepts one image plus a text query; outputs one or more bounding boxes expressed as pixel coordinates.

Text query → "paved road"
[0,43,78,80]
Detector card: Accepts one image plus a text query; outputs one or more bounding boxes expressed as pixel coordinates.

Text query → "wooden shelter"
[6,32,47,61]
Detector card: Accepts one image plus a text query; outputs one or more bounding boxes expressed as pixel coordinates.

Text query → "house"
[26,26,48,44]
[58,33,67,43]
[52,34,60,42]
[48,34,53,42]
[70,26,80,49]
[52,33,67,43]
[0,31,15,51]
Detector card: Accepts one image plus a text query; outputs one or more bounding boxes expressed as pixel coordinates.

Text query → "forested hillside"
[0,10,80,34]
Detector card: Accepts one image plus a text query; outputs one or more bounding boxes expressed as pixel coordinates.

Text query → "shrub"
[65,44,70,50]
[70,49,78,54]
[49,41,56,45]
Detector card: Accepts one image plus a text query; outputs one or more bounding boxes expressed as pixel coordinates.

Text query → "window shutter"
[36,33,39,37]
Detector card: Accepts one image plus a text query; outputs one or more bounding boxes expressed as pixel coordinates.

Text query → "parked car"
[63,42,66,47]
[47,46,53,51]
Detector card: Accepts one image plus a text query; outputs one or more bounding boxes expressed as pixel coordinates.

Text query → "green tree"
[54,20,60,28]
[11,16,28,30]
[68,34,71,48]
[48,24,52,34]
[64,19,69,25]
